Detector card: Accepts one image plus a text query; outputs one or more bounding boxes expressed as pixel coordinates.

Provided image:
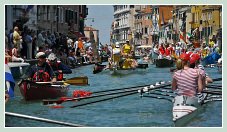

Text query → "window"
[47,6,50,21]
[37,6,40,20]
[60,7,64,23]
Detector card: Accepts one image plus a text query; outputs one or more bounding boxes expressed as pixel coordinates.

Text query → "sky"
[85,5,114,45]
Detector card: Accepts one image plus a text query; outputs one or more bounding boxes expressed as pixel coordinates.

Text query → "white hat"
[115,42,120,48]
[36,52,46,59]
[48,53,57,61]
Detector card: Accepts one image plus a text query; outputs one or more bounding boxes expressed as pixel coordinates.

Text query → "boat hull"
[18,80,69,101]
[172,95,206,126]
[155,58,174,68]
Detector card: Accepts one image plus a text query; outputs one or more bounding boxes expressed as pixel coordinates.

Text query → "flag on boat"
[5,64,15,98]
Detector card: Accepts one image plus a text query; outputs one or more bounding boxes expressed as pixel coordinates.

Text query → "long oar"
[43,82,171,105]
[142,95,173,102]
[70,91,138,108]
[212,78,222,81]
[92,81,171,95]
[43,88,141,105]
[37,76,89,86]
[5,112,86,127]
[206,85,222,89]
[202,90,222,95]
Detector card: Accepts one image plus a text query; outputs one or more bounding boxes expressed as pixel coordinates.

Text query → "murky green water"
[5,64,222,127]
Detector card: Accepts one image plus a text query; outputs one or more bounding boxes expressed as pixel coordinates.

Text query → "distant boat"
[155,58,174,68]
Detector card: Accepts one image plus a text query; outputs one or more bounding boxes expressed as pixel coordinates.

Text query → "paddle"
[43,81,172,105]
[37,76,89,86]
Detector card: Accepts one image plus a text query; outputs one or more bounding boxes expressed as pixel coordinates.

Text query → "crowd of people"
[5,26,97,68]
[152,40,221,62]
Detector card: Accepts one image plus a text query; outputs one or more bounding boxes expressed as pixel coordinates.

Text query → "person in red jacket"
[47,53,72,81]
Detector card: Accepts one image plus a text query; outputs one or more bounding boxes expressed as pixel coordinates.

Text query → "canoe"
[155,58,174,68]
[172,94,207,126]
[18,80,69,101]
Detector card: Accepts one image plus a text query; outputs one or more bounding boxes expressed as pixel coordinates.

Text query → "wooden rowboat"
[18,80,69,101]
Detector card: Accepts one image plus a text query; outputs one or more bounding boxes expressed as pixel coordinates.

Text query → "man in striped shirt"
[172,53,204,97]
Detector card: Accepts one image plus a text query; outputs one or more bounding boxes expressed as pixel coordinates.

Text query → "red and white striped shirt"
[173,68,199,96]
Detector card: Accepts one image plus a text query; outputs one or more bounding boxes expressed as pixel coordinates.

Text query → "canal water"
[5,64,222,127]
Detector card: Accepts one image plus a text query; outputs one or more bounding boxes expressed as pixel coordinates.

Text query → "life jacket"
[32,69,51,82]
[57,70,63,81]
[49,61,64,81]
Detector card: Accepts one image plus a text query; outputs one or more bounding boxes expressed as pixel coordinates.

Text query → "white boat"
[8,62,30,79]
[172,94,207,126]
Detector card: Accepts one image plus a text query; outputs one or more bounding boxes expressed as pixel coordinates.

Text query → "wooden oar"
[37,76,89,86]
[43,82,172,105]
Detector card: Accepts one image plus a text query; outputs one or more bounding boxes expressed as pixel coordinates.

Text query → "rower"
[112,42,121,68]
[172,53,204,97]
[28,52,57,82]
[121,40,132,58]
[47,53,72,81]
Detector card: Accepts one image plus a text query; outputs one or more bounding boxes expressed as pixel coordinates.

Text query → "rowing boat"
[172,94,207,126]
[18,80,69,101]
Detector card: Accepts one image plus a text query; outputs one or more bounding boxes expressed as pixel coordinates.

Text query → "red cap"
[179,53,190,61]
[190,53,200,64]
[187,51,193,57]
